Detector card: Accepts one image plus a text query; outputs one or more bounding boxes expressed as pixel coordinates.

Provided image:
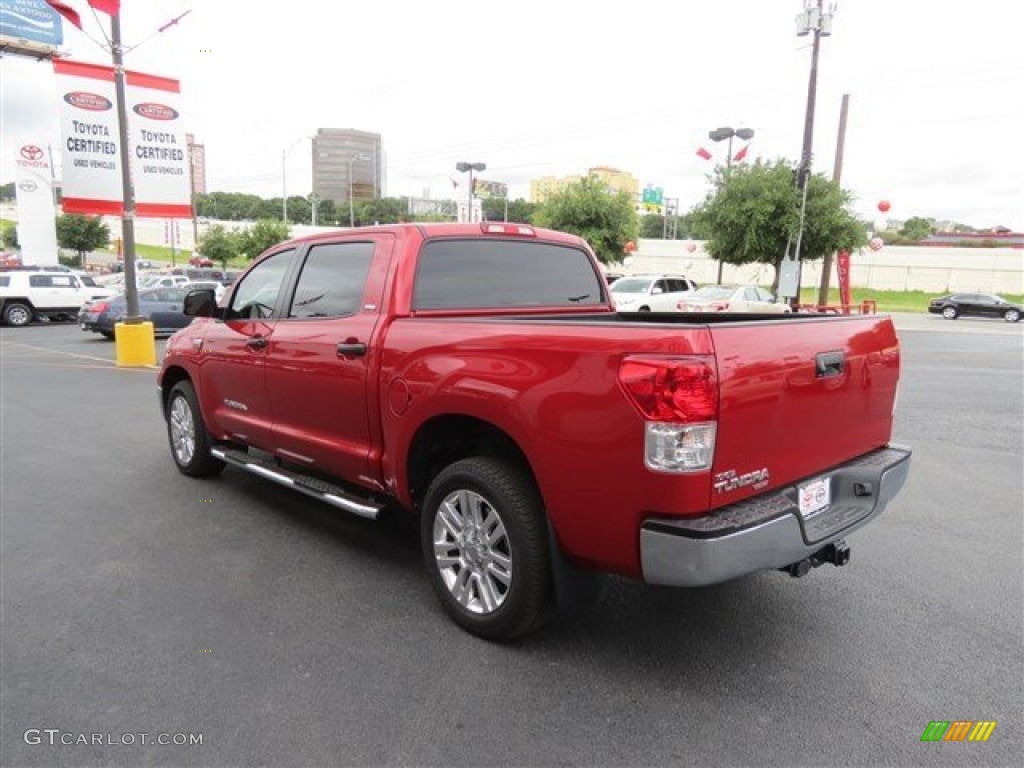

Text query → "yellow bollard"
[114,321,157,367]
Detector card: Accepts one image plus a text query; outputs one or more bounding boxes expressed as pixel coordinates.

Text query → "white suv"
[608,274,699,312]
[0,269,116,327]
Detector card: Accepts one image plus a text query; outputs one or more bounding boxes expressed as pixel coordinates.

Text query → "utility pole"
[778,0,833,307]
[818,93,850,306]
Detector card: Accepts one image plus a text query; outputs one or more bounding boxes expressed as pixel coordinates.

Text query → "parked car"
[608,274,699,312]
[1,269,116,326]
[677,284,791,313]
[79,286,195,339]
[927,293,1021,322]
[186,279,227,303]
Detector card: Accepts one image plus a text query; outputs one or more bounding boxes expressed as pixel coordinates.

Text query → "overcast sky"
[3,0,1023,229]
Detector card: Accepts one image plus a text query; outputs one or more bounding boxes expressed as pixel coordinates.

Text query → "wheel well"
[407,415,535,513]
[159,365,191,415]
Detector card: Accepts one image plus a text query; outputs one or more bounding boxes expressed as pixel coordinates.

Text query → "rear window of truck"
[413,239,605,310]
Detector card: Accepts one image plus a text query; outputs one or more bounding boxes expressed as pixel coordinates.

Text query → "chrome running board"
[211,447,383,520]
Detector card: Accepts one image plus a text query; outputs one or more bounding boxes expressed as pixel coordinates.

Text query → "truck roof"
[275,222,588,252]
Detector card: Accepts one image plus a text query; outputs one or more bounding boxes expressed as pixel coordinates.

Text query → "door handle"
[246,335,268,350]
[337,340,367,357]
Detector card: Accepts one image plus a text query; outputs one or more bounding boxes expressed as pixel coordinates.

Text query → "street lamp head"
[456,161,486,172]
[735,128,755,141]
[709,127,735,142]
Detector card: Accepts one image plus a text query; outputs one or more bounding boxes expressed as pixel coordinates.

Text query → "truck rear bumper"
[640,445,912,587]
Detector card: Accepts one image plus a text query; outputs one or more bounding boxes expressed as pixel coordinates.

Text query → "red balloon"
[877,200,891,213]
[623,240,636,253]
[869,237,884,251]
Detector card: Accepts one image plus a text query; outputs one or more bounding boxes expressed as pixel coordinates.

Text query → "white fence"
[625,240,1024,295]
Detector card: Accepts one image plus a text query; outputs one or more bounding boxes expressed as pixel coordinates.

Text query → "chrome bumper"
[640,445,912,587]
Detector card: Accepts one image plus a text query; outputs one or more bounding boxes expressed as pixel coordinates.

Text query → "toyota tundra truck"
[158,222,911,639]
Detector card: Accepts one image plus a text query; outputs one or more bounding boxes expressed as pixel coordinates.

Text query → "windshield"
[690,286,737,300]
[610,278,653,294]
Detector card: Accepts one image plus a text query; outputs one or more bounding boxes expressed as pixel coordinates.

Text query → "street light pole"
[708,126,755,284]
[111,12,140,321]
[455,161,486,222]
[282,136,308,223]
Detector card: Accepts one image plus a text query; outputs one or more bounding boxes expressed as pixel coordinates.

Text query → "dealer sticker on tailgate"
[799,476,831,518]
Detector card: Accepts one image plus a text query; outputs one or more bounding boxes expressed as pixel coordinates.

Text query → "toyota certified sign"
[20,145,45,162]
[64,91,113,111]
[133,102,179,121]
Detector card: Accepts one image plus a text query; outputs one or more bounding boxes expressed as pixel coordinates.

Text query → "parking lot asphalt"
[1,317,1021,767]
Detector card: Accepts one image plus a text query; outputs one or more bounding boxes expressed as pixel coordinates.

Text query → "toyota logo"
[20,145,45,161]
[18,180,38,193]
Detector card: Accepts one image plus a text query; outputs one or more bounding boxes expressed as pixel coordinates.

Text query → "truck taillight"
[90,302,109,313]
[618,356,718,473]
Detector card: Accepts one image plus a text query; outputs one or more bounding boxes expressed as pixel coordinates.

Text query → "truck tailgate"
[709,315,900,509]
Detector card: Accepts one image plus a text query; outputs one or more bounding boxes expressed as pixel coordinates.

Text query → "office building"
[530,166,638,203]
[312,128,382,205]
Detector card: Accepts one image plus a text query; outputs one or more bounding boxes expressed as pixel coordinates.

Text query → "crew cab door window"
[287,242,374,318]
[225,249,296,320]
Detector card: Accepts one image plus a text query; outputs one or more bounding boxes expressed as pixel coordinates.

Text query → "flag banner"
[696,147,712,161]
[836,249,852,308]
[126,69,191,217]
[43,0,80,29]
[733,143,750,162]
[87,0,118,15]
[14,141,60,265]
[54,59,192,218]
[54,59,121,214]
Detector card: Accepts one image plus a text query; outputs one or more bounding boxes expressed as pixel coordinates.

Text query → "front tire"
[421,457,552,640]
[166,381,224,477]
[1004,308,1020,323]
[942,306,959,320]
[3,302,33,327]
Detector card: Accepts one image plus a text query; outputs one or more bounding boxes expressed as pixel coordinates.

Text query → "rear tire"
[942,306,959,320]
[1004,308,1020,323]
[421,457,553,640]
[3,302,33,327]
[100,331,114,340]
[166,381,225,477]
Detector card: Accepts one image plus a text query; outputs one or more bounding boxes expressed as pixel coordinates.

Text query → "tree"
[56,214,109,266]
[481,197,538,224]
[533,176,639,264]
[2,221,18,250]
[198,224,240,268]
[690,159,866,289]
[899,216,934,240]
[352,197,409,226]
[237,219,291,260]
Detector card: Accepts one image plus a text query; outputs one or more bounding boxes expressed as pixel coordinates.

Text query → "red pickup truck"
[159,223,911,639]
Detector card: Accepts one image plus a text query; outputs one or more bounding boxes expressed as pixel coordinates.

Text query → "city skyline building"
[186,133,206,196]
[529,166,639,203]
[312,128,382,205]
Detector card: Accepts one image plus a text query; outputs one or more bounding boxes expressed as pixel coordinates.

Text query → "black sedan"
[928,293,1021,323]
[79,287,196,339]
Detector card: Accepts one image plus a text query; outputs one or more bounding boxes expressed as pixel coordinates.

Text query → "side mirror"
[183,288,220,318]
